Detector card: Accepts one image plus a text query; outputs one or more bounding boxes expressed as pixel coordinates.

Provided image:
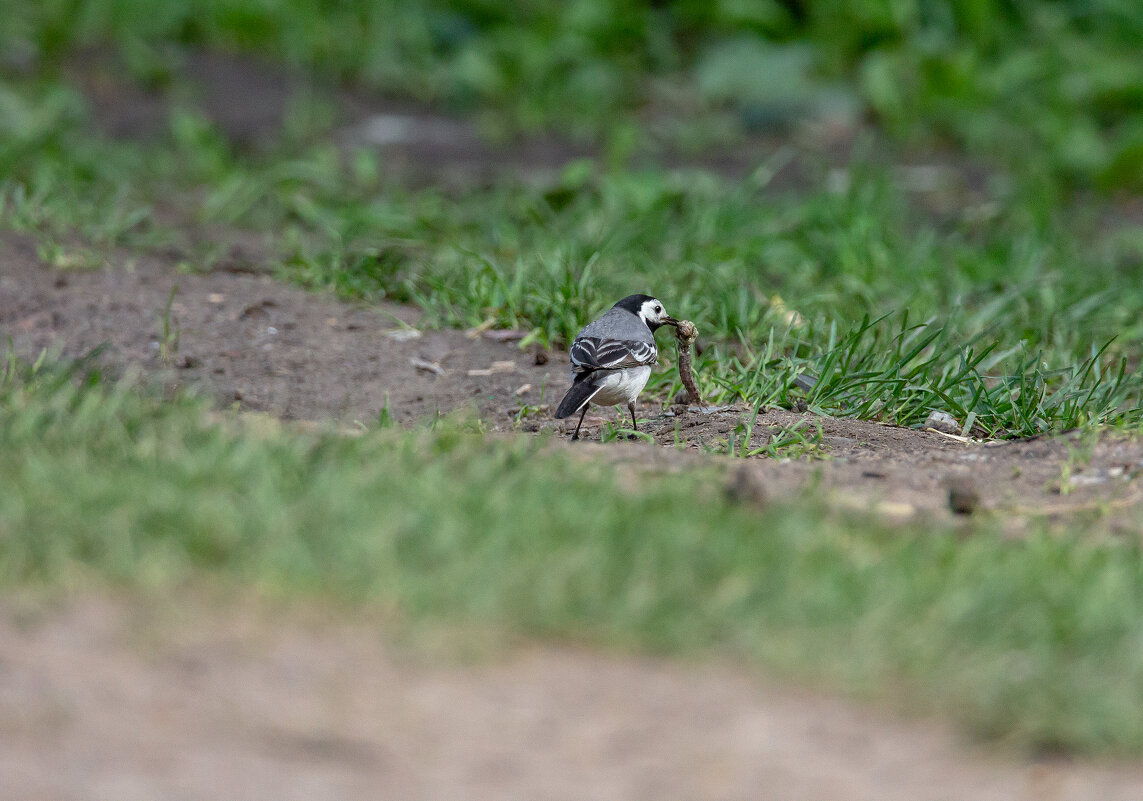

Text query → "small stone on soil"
[410,357,444,375]
[946,477,980,515]
[925,410,960,435]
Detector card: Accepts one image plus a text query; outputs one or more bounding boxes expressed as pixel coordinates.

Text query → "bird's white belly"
[590,366,652,407]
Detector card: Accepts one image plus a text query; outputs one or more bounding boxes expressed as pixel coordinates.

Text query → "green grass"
[4,77,1143,437]
[5,1,1143,189]
[4,0,1143,761]
[4,6,1143,440]
[3,355,1143,755]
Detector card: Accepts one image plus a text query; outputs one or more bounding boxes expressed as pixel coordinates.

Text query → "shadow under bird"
[554,294,678,440]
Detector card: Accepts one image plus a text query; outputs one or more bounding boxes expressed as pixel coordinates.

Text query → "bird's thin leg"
[571,405,589,441]
[628,402,638,432]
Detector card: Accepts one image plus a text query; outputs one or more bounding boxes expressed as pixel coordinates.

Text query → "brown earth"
[4,595,1143,801]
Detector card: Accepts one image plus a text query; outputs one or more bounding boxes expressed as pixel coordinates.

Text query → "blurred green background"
[6,0,1143,189]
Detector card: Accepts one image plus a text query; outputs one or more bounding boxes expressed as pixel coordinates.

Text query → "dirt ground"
[3,233,1141,524]
[4,595,1143,801]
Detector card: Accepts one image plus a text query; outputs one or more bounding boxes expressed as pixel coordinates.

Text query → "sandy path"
[2,598,1141,801]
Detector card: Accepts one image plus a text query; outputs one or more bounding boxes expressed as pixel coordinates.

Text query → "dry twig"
[673,319,701,405]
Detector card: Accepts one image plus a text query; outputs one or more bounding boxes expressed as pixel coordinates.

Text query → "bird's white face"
[638,298,677,329]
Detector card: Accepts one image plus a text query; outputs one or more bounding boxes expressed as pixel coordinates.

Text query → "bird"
[554,294,678,440]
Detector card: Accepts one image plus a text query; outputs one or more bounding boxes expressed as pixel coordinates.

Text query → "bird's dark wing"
[554,376,605,418]
[570,337,656,372]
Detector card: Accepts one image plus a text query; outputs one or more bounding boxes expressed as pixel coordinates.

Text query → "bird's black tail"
[554,374,601,419]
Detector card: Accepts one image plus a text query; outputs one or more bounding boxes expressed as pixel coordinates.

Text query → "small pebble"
[946,476,980,515]
[792,373,818,392]
[410,357,445,375]
[925,410,960,435]
[1068,473,1107,487]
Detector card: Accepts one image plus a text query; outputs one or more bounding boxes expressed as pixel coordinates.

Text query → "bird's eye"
[654,305,662,313]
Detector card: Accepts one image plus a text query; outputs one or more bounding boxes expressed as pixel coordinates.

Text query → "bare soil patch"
[569,409,1143,528]
[4,595,1143,801]
[3,232,1141,525]
[1,233,555,426]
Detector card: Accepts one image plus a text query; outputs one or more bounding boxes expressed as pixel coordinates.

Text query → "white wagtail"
[554,294,678,440]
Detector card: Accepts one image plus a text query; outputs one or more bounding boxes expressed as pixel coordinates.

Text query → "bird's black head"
[613,294,656,314]
[613,294,677,331]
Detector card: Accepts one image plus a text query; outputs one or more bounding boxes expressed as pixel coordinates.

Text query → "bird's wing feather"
[570,337,656,371]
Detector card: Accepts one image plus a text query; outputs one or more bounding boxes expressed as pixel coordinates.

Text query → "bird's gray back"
[577,307,653,343]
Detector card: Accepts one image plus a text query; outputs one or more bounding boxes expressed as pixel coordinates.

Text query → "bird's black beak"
[663,316,679,327]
